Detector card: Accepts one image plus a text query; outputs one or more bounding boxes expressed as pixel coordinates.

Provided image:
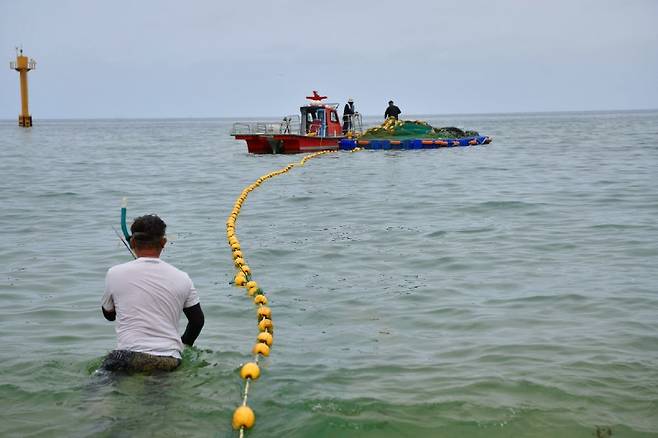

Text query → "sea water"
[0,111,657,437]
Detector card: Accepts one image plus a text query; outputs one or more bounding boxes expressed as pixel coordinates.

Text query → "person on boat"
[280,116,291,134]
[342,98,355,134]
[385,100,402,120]
[100,214,204,373]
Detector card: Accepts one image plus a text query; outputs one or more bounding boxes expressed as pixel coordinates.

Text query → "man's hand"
[102,306,116,321]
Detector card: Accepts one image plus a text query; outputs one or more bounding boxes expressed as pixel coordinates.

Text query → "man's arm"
[181,303,205,346]
[102,271,116,321]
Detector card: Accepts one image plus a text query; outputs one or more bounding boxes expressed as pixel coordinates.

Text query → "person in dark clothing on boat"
[385,100,401,120]
[100,214,204,373]
[342,98,356,134]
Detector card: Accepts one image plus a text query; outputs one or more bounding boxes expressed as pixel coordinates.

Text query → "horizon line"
[1,107,657,122]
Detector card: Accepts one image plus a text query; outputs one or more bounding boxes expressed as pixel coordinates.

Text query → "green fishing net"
[359,118,479,140]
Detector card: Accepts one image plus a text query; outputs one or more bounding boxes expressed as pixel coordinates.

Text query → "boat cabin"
[300,105,342,137]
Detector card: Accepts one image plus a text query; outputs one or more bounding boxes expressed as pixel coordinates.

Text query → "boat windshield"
[301,106,327,134]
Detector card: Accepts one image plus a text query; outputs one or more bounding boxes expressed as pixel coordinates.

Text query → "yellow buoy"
[257,332,273,346]
[234,257,245,267]
[240,362,260,380]
[247,286,259,296]
[232,405,255,430]
[234,273,247,286]
[254,295,268,305]
[242,265,251,275]
[231,243,240,251]
[252,342,270,356]
[258,318,273,332]
[246,280,258,290]
[257,306,272,320]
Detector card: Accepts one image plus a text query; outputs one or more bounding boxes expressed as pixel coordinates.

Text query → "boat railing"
[347,113,363,134]
[231,115,301,136]
[231,113,365,137]
[281,114,302,134]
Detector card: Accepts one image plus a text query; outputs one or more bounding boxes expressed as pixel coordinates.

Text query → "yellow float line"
[228,150,338,436]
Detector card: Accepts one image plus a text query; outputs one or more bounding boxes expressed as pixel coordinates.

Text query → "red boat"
[231,92,362,154]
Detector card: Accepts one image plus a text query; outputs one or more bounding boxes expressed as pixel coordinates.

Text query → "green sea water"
[1,111,657,437]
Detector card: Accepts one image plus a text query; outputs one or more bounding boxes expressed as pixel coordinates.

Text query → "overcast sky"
[1,0,657,119]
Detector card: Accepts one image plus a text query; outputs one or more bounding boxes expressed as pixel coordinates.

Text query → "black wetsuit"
[385,104,401,120]
[343,102,355,133]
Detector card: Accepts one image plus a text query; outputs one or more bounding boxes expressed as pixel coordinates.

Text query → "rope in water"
[228,149,343,435]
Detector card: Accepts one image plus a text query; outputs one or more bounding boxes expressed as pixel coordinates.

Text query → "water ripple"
[1,113,658,436]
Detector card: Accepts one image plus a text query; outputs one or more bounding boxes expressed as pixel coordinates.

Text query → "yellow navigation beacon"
[9,47,36,127]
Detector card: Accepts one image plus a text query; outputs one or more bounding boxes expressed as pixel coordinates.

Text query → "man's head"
[388,100,394,106]
[130,214,167,253]
[348,98,354,103]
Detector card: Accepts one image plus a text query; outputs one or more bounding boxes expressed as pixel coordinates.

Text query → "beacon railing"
[9,60,36,70]
[231,115,301,136]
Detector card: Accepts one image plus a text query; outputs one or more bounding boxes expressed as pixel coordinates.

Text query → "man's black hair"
[130,214,166,248]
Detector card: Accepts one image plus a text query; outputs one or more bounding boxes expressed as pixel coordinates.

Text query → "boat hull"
[234,134,342,154]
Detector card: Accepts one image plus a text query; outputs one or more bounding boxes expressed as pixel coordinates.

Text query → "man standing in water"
[101,214,204,373]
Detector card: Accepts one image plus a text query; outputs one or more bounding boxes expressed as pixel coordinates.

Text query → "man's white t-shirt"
[102,257,200,359]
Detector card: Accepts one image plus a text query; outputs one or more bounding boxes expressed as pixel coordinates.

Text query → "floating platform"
[339,135,492,150]
[231,92,493,154]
